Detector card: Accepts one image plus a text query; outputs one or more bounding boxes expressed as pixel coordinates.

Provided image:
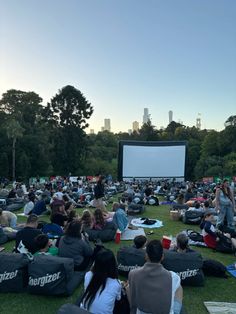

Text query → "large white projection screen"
[121,143,186,179]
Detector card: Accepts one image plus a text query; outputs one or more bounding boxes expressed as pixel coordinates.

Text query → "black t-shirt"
[51,213,68,227]
[15,226,42,254]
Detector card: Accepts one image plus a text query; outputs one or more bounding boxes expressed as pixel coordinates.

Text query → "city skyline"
[1,1,235,133]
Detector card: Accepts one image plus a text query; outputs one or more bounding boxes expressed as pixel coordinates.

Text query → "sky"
[0,0,236,133]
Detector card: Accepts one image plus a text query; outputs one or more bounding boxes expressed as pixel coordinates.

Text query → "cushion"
[162,250,205,286]
[117,246,145,277]
[0,253,29,292]
[28,255,84,296]
[127,204,145,215]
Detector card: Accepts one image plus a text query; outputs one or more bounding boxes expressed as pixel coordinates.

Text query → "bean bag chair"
[127,203,145,215]
[172,204,189,211]
[182,210,203,225]
[57,304,91,314]
[117,246,146,277]
[146,196,159,206]
[28,255,85,296]
[85,221,117,242]
[0,253,29,292]
[162,250,205,286]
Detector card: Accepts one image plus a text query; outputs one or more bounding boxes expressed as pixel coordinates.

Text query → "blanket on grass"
[131,218,163,229]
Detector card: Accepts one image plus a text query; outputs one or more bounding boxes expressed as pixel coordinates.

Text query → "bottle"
[115,229,121,244]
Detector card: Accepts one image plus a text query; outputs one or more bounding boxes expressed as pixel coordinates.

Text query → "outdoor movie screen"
[118,141,187,180]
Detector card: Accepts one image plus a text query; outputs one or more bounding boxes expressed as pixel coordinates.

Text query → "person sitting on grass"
[34,234,58,256]
[32,193,49,216]
[80,249,122,314]
[58,219,93,271]
[0,208,17,228]
[93,208,106,230]
[112,202,128,233]
[128,239,183,314]
[81,209,94,232]
[171,233,195,253]
[200,211,236,252]
[50,202,68,227]
[15,214,42,254]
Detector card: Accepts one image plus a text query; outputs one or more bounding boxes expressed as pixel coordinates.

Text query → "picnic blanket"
[121,228,146,240]
[131,218,163,229]
[204,301,236,314]
[227,264,236,278]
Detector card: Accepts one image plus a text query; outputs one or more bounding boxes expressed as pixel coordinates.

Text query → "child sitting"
[34,234,58,256]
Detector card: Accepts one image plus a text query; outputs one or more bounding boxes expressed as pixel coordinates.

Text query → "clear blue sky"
[1,0,236,132]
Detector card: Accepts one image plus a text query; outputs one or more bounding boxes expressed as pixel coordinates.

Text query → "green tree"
[139,120,159,141]
[0,152,9,178]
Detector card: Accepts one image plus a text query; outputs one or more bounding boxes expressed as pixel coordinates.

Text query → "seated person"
[117,235,147,276]
[58,220,93,271]
[23,195,35,215]
[93,208,106,230]
[0,208,17,228]
[128,239,183,314]
[50,203,68,227]
[80,209,94,232]
[15,214,42,254]
[200,211,236,250]
[175,193,185,205]
[112,202,128,233]
[80,249,122,313]
[171,233,195,253]
[187,202,204,212]
[34,234,58,256]
[32,194,49,216]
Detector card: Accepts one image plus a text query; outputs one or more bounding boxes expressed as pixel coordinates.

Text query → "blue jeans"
[217,205,234,229]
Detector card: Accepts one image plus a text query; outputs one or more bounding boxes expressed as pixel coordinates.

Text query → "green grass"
[0,202,236,314]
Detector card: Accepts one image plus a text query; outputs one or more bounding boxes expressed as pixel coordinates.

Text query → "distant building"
[168,110,173,124]
[90,129,94,134]
[104,118,111,132]
[128,129,132,135]
[101,126,105,132]
[196,114,201,129]
[143,108,150,124]
[132,121,139,132]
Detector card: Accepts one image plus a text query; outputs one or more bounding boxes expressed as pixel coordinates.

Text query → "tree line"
[0,85,235,181]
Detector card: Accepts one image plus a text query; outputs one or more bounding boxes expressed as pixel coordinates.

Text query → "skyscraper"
[143,108,150,124]
[168,110,173,124]
[132,121,139,132]
[104,118,111,132]
[196,114,201,129]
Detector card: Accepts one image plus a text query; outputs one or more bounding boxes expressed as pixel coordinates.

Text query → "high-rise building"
[90,129,94,134]
[168,110,173,124]
[128,129,132,135]
[104,118,111,132]
[196,113,201,129]
[143,108,150,124]
[132,121,139,132]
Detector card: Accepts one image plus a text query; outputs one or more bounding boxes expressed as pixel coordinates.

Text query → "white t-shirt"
[24,201,34,215]
[80,271,121,314]
[137,271,181,314]
[53,192,64,200]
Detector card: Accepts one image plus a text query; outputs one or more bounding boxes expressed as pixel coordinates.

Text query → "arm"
[215,189,220,211]
[230,188,235,212]
[204,221,217,238]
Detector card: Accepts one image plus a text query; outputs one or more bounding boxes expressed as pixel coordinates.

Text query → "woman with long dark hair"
[93,175,106,210]
[215,179,235,229]
[93,208,105,230]
[80,249,121,314]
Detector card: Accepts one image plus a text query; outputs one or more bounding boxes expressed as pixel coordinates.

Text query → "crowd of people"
[0,176,236,314]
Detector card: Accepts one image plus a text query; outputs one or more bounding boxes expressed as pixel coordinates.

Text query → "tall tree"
[48,85,93,174]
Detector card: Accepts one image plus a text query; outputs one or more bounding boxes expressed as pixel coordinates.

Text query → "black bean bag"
[0,253,29,292]
[84,221,117,242]
[57,304,91,314]
[117,246,146,277]
[28,255,85,296]
[6,202,25,212]
[127,203,145,215]
[182,210,204,225]
[162,250,205,286]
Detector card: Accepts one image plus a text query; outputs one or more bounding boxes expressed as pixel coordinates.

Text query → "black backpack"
[215,234,233,254]
[187,230,204,243]
[202,259,228,278]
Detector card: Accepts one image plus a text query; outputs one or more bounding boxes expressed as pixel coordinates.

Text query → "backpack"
[202,259,228,278]
[187,230,204,243]
[215,234,233,254]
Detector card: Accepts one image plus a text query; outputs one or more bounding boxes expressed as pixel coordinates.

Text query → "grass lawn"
[0,201,236,314]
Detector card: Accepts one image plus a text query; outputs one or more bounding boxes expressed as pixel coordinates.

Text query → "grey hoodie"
[58,236,93,266]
